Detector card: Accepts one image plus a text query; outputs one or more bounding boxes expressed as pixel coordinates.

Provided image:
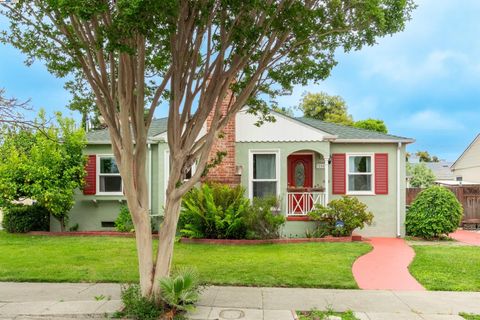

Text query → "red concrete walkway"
[450,229,480,245]
[352,238,425,291]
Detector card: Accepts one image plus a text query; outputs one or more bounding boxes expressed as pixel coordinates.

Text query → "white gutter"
[148,143,152,213]
[396,142,402,238]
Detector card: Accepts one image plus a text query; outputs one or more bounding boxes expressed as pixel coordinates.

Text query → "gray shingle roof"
[86,117,168,143]
[295,117,413,142]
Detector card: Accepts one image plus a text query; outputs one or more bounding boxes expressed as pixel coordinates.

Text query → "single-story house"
[53,108,414,237]
[406,157,459,186]
[451,134,480,183]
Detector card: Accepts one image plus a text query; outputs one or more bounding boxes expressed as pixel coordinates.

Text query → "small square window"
[98,156,123,193]
[348,155,373,193]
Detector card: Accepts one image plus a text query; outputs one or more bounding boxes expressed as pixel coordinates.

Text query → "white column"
[324,158,329,205]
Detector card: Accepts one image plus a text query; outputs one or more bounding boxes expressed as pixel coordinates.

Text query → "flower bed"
[180,234,362,245]
[27,231,142,237]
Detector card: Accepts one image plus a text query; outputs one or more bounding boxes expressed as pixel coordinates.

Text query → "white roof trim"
[451,133,480,170]
[334,138,415,144]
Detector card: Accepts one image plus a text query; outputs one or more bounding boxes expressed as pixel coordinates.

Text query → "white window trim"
[248,149,280,199]
[96,154,124,195]
[346,153,375,195]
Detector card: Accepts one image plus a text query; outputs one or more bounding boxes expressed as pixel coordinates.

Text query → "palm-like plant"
[159,268,201,318]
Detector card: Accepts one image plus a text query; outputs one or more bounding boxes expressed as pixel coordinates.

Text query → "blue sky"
[1,0,479,161]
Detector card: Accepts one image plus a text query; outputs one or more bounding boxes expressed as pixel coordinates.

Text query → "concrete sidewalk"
[1,283,480,320]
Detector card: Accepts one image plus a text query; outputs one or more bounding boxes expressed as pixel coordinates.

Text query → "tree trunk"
[129,206,155,297]
[59,217,66,232]
[151,194,183,298]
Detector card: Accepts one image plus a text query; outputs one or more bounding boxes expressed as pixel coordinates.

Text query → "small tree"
[406,186,463,239]
[354,118,388,133]
[407,163,436,188]
[0,113,86,231]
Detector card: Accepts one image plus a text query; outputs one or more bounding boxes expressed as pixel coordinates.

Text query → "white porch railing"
[286,191,326,216]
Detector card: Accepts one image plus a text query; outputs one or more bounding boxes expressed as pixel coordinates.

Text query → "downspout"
[396,142,402,238]
[148,143,152,213]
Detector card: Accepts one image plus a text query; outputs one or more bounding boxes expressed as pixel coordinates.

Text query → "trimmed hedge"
[2,204,50,233]
[406,186,463,239]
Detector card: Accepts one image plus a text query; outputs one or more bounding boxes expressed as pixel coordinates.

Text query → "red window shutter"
[332,153,346,195]
[375,153,389,195]
[83,155,97,195]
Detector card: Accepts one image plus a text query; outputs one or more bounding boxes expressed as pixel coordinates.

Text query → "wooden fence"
[407,185,480,226]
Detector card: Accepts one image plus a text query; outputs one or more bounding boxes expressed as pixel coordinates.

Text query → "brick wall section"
[204,91,241,186]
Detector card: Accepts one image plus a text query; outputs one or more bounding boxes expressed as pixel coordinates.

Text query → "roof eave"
[333,138,415,144]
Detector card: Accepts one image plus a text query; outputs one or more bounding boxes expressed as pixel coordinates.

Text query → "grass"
[0,232,370,288]
[409,245,480,291]
[297,310,358,320]
[460,313,480,320]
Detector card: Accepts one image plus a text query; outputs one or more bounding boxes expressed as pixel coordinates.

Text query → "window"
[250,151,279,198]
[347,155,373,193]
[98,156,123,194]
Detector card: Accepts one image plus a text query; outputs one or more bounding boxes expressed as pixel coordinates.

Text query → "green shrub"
[179,183,249,239]
[2,204,50,233]
[309,196,374,237]
[406,186,463,239]
[118,284,161,320]
[245,197,285,239]
[115,205,135,232]
[159,267,201,317]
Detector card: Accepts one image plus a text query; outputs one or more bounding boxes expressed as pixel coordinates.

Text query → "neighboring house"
[406,157,457,186]
[53,102,414,237]
[451,134,480,183]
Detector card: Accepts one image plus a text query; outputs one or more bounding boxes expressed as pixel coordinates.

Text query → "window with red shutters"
[83,155,97,195]
[332,153,346,195]
[375,153,389,195]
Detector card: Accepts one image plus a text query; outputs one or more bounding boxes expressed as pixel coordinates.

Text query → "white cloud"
[361,49,478,85]
[399,109,464,131]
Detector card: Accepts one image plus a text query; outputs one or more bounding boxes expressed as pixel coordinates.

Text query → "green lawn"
[460,314,480,320]
[0,232,370,289]
[409,245,480,291]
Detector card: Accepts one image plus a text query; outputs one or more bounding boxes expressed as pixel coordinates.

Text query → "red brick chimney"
[204,90,241,186]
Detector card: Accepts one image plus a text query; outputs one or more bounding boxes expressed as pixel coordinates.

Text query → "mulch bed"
[26,231,363,244]
[27,231,142,237]
[180,235,362,245]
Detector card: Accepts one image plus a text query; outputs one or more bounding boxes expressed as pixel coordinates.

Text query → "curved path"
[352,238,425,291]
[449,229,480,245]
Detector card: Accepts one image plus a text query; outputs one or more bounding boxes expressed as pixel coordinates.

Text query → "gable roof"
[85,114,414,144]
[451,133,480,170]
[86,117,168,144]
[295,117,414,143]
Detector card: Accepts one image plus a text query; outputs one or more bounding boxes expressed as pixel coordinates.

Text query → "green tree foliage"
[0,112,86,231]
[354,118,388,133]
[298,92,389,132]
[309,196,374,236]
[2,204,50,233]
[406,186,463,239]
[415,150,440,162]
[298,92,354,125]
[407,163,436,188]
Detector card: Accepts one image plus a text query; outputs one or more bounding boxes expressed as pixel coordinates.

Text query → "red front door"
[287,154,313,214]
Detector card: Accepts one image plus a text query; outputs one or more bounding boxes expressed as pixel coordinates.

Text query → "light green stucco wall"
[235,141,407,238]
[62,139,407,238]
[53,142,169,232]
[329,143,407,237]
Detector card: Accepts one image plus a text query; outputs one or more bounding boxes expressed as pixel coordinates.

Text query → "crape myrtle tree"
[0,0,415,299]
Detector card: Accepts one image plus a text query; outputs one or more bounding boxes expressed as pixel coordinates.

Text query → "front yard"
[0,232,370,289]
[409,244,480,291]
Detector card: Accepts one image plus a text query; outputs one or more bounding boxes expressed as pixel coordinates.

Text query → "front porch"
[284,150,330,220]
